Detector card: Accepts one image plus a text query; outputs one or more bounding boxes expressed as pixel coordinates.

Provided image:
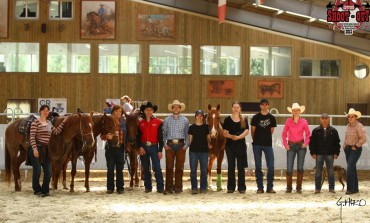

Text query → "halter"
[80,115,94,152]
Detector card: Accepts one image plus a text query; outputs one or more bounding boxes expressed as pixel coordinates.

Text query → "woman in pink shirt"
[282,103,310,194]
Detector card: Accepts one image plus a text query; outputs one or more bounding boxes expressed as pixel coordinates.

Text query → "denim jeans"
[105,145,125,191]
[344,146,362,193]
[286,143,307,173]
[252,145,275,190]
[140,145,164,191]
[189,151,208,191]
[315,155,334,190]
[226,145,246,191]
[28,146,52,194]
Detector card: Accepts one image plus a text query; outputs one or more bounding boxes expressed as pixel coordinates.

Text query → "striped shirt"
[30,119,66,150]
[343,121,366,148]
[163,114,190,148]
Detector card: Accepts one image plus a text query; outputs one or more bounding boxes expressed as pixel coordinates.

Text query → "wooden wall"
[1,0,370,125]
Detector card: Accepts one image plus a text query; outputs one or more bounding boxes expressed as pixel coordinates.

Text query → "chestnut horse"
[55,114,116,192]
[125,112,142,188]
[207,104,226,191]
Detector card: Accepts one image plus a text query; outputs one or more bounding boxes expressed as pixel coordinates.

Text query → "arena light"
[286,11,312,19]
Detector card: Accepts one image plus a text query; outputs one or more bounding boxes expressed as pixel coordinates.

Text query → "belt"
[288,140,304,146]
[167,139,184,144]
[143,141,158,146]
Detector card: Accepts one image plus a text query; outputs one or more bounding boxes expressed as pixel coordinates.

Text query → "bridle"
[79,115,94,152]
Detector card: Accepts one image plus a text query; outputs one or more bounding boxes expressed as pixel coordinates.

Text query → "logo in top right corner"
[327,0,370,35]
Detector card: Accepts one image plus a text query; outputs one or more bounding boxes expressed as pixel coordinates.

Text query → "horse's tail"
[5,139,12,184]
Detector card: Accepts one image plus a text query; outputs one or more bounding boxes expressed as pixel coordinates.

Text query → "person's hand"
[285,146,291,151]
[301,144,307,149]
[311,154,316,159]
[231,135,238,141]
[33,149,39,158]
[139,147,145,156]
[164,145,170,151]
[158,152,163,160]
[334,154,338,160]
[182,146,187,151]
[351,146,357,151]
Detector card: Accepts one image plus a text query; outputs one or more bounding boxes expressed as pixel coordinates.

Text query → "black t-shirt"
[188,123,209,153]
[223,116,249,147]
[251,112,277,146]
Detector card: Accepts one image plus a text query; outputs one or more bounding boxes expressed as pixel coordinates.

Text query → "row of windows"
[16,0,73,20]
[0,42,341,77]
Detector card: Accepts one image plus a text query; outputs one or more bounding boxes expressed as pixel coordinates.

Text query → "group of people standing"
[27,97,366,197]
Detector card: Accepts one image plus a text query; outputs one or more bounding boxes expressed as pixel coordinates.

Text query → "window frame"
[15,0,40,20]
[299,58,340,79]
[48,0,74,20]
[0,42,40,73]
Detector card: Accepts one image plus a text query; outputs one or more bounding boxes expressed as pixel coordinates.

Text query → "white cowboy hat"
[168,100,186,112]
[287,103,305,113]
[345,108,362,118]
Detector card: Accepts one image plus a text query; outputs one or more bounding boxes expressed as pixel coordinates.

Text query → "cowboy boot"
[296,171,304,194]
[286,172,293,193]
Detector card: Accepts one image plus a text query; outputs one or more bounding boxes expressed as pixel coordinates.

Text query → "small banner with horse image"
[208,80,234,98]
[257,81,284,99]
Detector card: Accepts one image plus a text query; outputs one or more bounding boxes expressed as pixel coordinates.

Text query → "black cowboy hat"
[140,101,158,113]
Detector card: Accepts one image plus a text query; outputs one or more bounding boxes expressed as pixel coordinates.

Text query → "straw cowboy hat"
[345,108,362,118]
[168,100,186,112]
[287,103,305,113]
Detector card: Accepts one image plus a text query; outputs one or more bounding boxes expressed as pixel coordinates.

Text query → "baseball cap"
[195,109,204,116]
[321,113,330,118]
[260,98,269,104]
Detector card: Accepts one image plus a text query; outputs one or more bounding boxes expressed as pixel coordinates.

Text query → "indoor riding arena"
[1,0,370,222]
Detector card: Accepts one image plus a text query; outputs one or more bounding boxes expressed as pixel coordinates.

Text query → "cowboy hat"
[168,100,186,112]
[140,101,158,113]
[287,103,305,113]
[345,108,362,118]
[120,95,130,100]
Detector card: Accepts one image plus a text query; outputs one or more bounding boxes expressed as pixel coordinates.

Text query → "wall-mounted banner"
[38,98,67,114]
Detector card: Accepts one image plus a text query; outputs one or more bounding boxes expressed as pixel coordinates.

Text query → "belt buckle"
[145,141,152,146]
[172,139,179,144]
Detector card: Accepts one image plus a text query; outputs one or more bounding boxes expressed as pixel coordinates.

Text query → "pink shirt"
[282,118,310,148]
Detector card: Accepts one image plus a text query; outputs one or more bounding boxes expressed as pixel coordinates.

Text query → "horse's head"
[93,113,116,137]
[207,104,221,139]
[77,113,95,148]
[125,113,140,152]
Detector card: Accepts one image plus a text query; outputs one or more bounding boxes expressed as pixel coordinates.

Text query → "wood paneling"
[1,0,370,126]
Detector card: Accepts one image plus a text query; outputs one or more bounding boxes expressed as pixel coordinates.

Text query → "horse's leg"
[52,162,58,190]
[216,149,225,191]
[69,156,77,193]
[14,149,26,191]
[208,155,216,189]
[84,152,94,192]
[62,160,68,190]
[134,152,140,187]
[129,151,134,188]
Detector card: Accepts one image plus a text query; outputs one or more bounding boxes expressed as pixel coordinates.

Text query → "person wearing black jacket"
[309,113,341,194]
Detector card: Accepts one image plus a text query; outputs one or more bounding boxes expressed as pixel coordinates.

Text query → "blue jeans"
[105,145,125,191]
[287,143,307,173]
[189,151,208,191]
[252,145,275,190]
[315,155,334,190]
[28,146,52,194]
[226,145,246,191]
[344,146,362,193]
[140,145,164,190]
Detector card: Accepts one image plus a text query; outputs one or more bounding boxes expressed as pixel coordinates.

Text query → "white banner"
[38,98,67,114]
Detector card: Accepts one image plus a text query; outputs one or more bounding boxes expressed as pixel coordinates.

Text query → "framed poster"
[208,80,234,98]
[257,81,284,98]
[38,98,67,114]
[137,14,175,41]
[81,0,115,39]
[0,0,8,38]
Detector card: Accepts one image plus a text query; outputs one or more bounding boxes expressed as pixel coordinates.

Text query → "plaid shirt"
[343,121,366,148]
[163,114,190,148]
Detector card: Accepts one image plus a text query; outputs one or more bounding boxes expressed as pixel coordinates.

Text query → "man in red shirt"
[137,102,165,193]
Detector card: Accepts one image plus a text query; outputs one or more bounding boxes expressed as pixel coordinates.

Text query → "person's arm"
[29,121,38,151]
[282,120,290,149]
[309,129,317,158]
[136,126,143,148]
[184,118,190,149]
[333,129,341,158]
[158,123,164,152]
[251,126,256,140]
[51,117,68,135]
[271,115,277,135]
[302,120,311,148]
[355,124,367,148]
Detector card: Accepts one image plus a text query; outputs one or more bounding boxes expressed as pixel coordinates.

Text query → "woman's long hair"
[232,101,246,129]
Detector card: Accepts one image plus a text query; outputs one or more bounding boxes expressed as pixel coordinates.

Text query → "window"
[0,42,40,72]
[99,44,141,74]
[300,59,340,77]
[250,46,291,76]
[200,46,241,75]
[16,0,39,19]
[149,45,192,74]
[47,43,90,73]
[49,0,73,19]
[354,63,369,79]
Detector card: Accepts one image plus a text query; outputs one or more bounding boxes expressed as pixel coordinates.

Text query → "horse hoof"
[69,189,74,193]
[134,184,139,187]
[63,187,69,190]
[127,187,134,191]
[217,188,222,192]
[86,189,90,192]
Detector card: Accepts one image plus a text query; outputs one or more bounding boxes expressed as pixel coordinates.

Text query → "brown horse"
[47,113,95,191]
[125,112,142,188]
[55,114,116,192]
[207,104,226,191]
